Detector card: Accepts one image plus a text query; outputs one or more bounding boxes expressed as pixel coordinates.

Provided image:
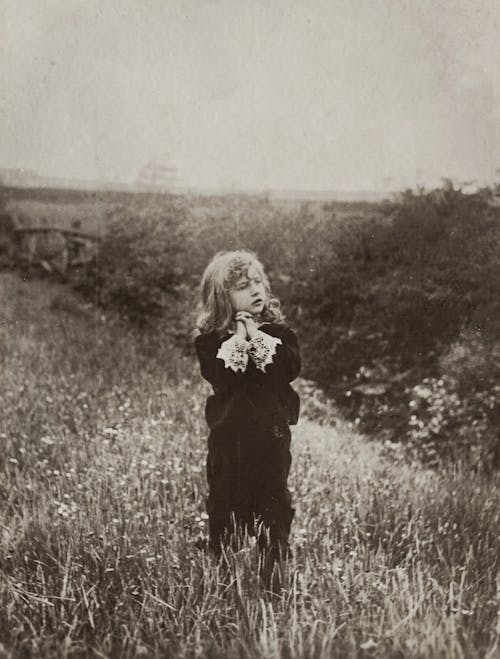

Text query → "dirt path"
[292,417,386,476]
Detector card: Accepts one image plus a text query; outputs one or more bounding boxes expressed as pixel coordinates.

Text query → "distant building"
[135,162,180,192]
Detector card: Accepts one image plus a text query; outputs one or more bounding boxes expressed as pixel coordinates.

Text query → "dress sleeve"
[247,331,282,372]
[216,335,248,372]
[194,332,247,389]
[249,326,301,382]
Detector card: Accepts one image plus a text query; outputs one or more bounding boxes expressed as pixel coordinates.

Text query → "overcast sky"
[1,0,499,191]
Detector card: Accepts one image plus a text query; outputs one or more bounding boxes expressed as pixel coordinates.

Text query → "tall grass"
[0,273,499,658]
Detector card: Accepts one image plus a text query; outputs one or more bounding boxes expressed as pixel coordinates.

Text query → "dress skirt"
[206,420,294,558]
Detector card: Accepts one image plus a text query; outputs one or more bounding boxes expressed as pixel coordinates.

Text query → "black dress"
[194,323,301,560]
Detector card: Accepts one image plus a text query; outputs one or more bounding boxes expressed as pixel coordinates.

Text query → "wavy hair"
[196,250,284,336]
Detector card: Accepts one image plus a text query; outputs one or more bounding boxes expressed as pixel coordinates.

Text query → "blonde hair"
[196,250,284,336]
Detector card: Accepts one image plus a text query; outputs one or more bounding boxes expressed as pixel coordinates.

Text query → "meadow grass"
[0,272,499,658]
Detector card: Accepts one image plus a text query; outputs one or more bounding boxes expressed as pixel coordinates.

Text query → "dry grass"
[0,272,499,658]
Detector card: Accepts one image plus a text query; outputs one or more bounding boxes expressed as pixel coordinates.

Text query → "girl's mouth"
[252,299,263,305]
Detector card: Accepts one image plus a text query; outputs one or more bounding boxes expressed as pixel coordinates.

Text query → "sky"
[1,0,499,192]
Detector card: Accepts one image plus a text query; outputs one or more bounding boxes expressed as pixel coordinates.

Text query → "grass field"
[0,271,499,658]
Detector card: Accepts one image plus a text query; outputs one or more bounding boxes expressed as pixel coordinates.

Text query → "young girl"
[194,250,301,582]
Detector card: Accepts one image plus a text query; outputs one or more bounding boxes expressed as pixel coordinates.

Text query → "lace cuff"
[216,335,248,372]
[247,331,282,372]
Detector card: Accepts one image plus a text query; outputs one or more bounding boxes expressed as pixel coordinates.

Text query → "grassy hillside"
[1,272,498,658]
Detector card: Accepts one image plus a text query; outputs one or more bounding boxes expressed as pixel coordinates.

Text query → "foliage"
[72,202,190,324]
[405,331,500,467]
[287,185,500,464]
[293,186,500,374]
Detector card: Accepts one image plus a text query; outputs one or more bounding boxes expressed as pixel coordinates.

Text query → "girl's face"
[228,264,266,315]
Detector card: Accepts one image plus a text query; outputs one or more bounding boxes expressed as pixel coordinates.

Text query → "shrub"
[72,203,190,325]
[286,185,500,465]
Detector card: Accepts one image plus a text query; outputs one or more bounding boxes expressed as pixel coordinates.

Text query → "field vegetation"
[3,182,498,467]
[1,181,499,656]
[0,271,499,658]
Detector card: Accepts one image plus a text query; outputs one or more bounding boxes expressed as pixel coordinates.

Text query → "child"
[194,249,301,584]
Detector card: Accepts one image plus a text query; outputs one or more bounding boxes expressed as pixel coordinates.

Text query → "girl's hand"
[235,311,259,340]
[235,318,247,340]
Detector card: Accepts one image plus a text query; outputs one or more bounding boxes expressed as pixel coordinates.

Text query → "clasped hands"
[235,311,259,340]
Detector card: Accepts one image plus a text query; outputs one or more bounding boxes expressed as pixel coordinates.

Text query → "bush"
[72,203,190,325]
[286,185,500,465]
[407,375,499,469]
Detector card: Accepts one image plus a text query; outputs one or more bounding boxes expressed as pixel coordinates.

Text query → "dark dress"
[194,323,301,563]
